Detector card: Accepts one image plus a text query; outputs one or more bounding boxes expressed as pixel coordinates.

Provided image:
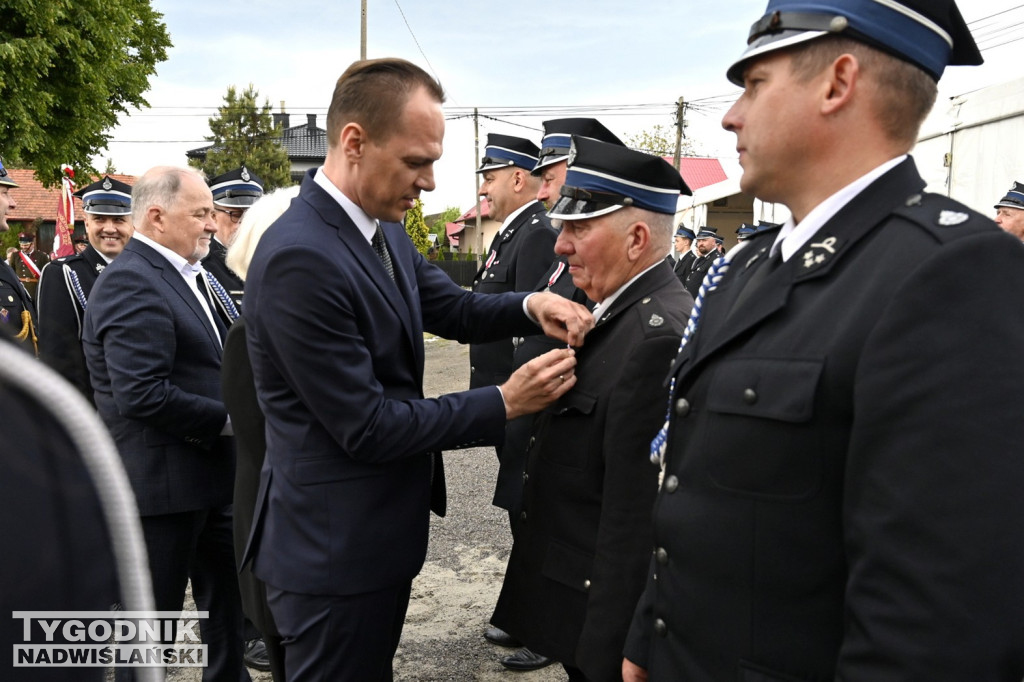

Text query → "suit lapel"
[300,179,419,366]
[128,240,224,351]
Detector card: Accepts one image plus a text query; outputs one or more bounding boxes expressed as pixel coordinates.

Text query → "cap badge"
[802,236,838,269]
[648,314,664,328]
[567,140,578,167]
[102,178,112,190]
[241,167,251,181]
[937,210,969,226]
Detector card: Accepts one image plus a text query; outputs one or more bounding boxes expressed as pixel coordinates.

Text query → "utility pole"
[360,0,367,60]
[672,96,685,170]
[474,108,483,260]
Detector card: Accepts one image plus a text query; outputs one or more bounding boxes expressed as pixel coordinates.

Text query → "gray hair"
[131,166,207,229]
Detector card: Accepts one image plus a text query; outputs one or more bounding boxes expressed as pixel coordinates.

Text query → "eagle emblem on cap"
[567,140,578,167]
[241,167,251,181]
[102,177,112,190]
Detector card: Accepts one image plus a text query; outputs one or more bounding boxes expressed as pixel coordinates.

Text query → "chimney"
[273,101,290,129]
[307,113,317,128]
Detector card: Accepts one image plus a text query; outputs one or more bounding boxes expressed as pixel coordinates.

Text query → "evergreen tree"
[0,0,171,186]
[404,199,431,255]
[189,84,292,190]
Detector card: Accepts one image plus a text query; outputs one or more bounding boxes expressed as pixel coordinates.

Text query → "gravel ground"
[166,335,567,682]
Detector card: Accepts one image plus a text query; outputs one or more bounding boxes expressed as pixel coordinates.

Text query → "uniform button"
[655,547,668,565]
[520,511,527,523]
[522,472,529,484]
[674,398,690,417]
[664,475,679,493]
[517,336,525,345]
[743,388,757,404]
[583,579,591,591]
[528,436,535,449]
[471,366,476,374]
[654,619,667,637]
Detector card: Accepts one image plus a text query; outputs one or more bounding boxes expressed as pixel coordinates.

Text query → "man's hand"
[622,658,648,682]
[527,292,594,347]
[500,348,577,419]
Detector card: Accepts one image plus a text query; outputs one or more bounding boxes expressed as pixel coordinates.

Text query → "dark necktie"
[372,222,395,281]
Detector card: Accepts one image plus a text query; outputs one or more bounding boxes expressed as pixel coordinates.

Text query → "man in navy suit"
[242,58,593,682]
[83,166,250,682]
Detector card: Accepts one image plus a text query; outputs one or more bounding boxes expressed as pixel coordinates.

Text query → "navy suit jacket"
[243,170,540,597]
[82,238,234,516]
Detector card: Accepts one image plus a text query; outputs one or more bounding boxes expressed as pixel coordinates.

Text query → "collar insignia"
[802,236,838,269]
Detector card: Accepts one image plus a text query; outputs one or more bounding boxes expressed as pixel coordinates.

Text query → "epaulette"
[893,192,996,244]
[632,294,684,339]
[51,253,84,266]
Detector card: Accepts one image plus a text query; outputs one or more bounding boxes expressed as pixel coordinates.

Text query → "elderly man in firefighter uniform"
[491,136,693,682]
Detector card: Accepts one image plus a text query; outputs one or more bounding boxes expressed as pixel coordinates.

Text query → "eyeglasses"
[215,207,245,224]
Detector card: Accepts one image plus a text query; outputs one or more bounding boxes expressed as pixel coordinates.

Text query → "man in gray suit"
[83,166,250,682]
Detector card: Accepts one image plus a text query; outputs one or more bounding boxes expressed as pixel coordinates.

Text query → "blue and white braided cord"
[67,267,88,310]
[205,271,240,322]
[649,252,736,467]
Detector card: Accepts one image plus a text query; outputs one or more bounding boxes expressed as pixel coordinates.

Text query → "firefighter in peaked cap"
[491,135,693,681]
[8,231,49,299]
[37,175,133,399]
[994,180,1024,240]
[487,119,628,673]
[471,132,559,672]
[0,158,38,354]
[472,134,556,348]
[624,0,1024,679]
[203,167,265,325]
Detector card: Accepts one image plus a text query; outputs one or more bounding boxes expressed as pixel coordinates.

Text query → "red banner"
[53,165,75,258]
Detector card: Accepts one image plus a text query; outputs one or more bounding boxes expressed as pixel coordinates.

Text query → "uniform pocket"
[704,357,825,500]
[538,389,598,470]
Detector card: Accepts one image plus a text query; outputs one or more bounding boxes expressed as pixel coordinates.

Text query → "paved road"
[164,336,566,681]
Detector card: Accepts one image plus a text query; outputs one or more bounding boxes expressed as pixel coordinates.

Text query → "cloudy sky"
[101,0,1024,215]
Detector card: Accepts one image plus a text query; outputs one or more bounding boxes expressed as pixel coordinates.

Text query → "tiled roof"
[455,202,491,222]
[186,117,328,162]
[668,157,728,191]
[6,169,137,224]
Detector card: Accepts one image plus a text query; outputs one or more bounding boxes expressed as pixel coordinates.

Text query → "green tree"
[624,124,699,157]
[404,199,430,255]
[189,84,292,191]
[0,0,171,186]
[430,206,461,249]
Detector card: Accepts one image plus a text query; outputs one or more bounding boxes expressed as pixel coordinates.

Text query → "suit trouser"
[266,581,412,682]
[118,506,250,682]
